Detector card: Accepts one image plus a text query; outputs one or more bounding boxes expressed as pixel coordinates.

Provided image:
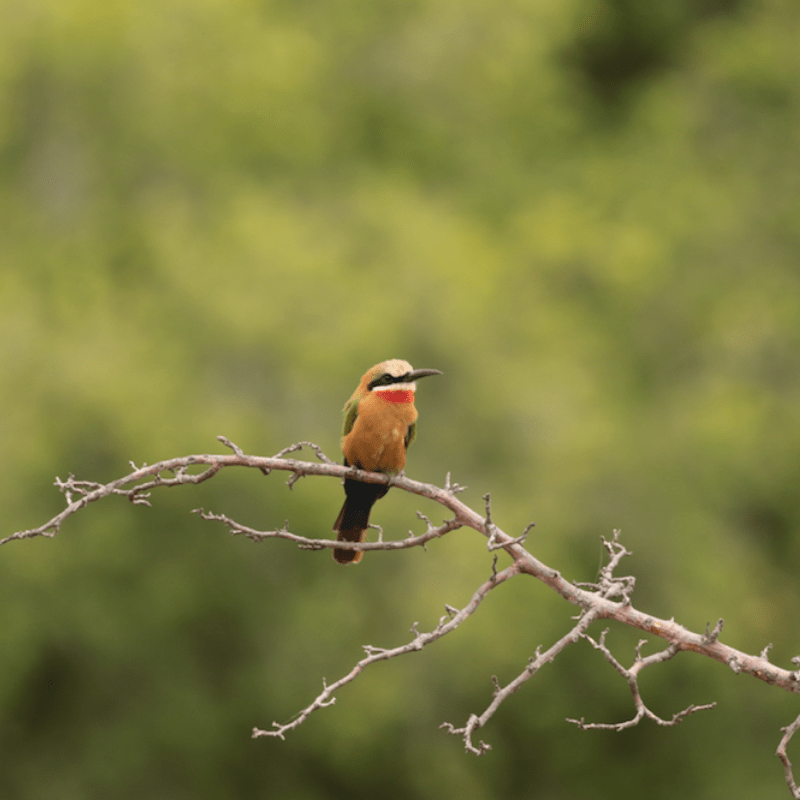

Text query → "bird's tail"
[332,479,389,564]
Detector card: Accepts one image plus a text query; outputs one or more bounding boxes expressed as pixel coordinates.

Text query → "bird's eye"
[368,373,393,390]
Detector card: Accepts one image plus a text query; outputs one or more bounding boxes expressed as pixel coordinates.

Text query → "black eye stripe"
[368,372,410,390]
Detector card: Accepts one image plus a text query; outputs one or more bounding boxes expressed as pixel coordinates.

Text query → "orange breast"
[342,392,418,473]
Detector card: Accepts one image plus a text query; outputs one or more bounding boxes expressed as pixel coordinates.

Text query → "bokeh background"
[2,0,800,797]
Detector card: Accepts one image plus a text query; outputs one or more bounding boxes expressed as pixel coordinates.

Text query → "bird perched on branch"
[333,359,442,564]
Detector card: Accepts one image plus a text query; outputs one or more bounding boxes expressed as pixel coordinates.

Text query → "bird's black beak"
[408,368,443,381]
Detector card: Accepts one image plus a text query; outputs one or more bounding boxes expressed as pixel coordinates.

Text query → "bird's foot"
[386,469,406,487]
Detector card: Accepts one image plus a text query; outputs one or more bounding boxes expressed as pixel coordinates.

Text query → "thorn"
[703,619,724,645]
[217,435,245,456]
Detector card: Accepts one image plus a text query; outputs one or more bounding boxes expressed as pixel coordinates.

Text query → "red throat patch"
[378,389,415,404]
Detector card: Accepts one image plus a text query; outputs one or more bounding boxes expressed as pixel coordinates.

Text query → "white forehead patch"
[383,358,413,378]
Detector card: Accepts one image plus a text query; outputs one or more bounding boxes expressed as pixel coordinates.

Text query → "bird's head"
[359,359,442,395]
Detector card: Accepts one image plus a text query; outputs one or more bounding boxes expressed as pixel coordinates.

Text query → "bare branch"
[483,493,499,550]
[574,530,635,602]
[3,440,393,547]
[567,630,716,731]
[444,472,467,495]
[218,435,245,457]
[9,440,800,698]
[443,607,603,754]
[10,436,800,794]
[194,508,462,554]
[253,563,520,741]
[488,520,535,552]
[778,713,800,799]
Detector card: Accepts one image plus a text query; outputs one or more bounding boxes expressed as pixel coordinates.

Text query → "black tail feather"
[332,478,389,564]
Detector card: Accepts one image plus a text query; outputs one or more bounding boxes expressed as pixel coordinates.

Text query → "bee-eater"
[333,359,442,564]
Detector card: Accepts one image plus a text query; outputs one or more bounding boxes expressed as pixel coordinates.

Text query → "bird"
[333,359,442,564]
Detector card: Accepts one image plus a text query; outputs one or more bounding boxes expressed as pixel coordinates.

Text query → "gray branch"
[7,436,800,794]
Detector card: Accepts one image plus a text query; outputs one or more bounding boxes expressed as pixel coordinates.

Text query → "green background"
[2,0,800,797]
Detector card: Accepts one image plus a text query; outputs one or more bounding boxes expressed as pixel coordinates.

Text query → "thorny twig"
[566,629,716,731]
[574,529,635,603]
[441,607,603,754]
[253,564,519,741]
[777,713,800,799]
[7,437,800,795]
[194,508,462,554]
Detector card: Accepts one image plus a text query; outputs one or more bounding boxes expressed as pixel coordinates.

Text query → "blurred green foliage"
[2,0,800,797]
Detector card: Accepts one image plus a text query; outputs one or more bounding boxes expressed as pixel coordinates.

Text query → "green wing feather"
[342,399,359,436]
[405,421,416,449]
